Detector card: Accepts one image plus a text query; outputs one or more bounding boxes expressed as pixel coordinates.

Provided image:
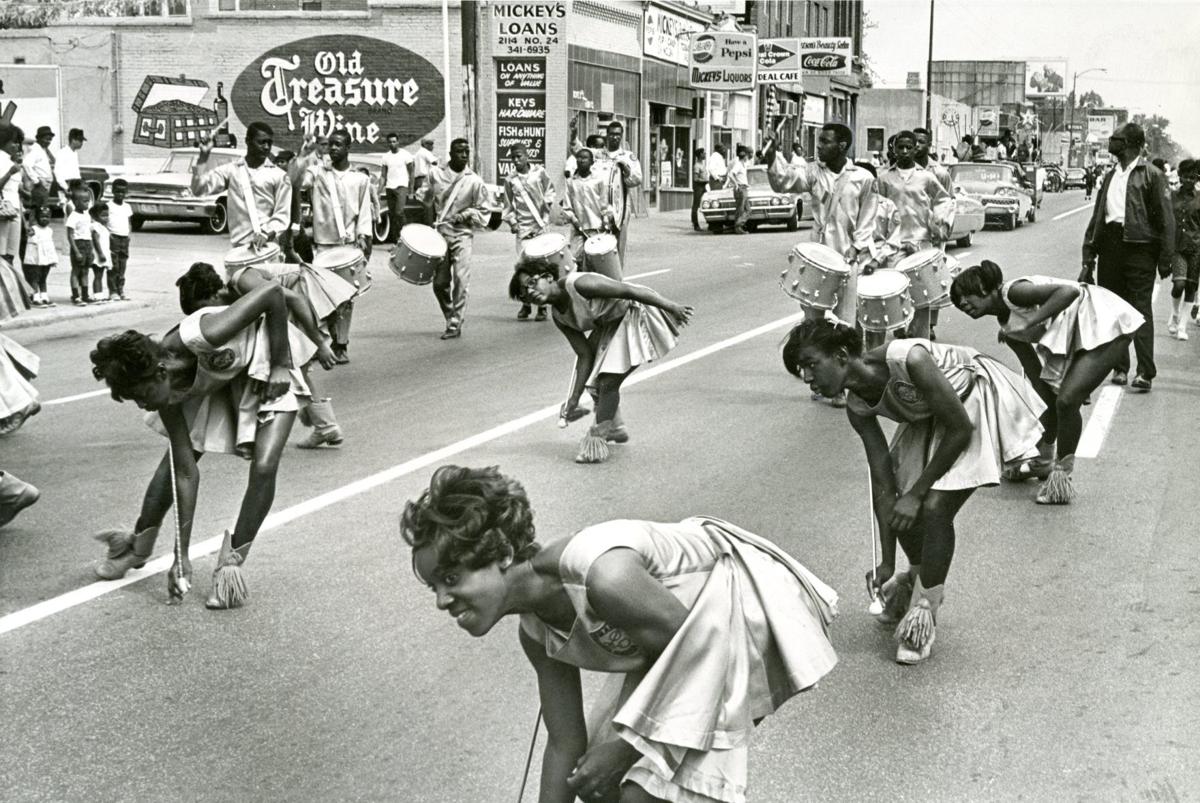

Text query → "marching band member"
[502,142,555,321]
[951,260,1142,504]
[876,130,956,340]
[292,129,373,365]
[561,148,619,268]
[913,128,954,193]
[596,121,642,269]
[190,122,291,251]
[424,138,491,340]
[782,317,1045,664]
[90,282,315,609]
[403,465,838,803]
[509,265,692,464]
[765,123,879,406]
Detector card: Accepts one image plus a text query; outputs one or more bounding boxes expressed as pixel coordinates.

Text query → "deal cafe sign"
[231,35,445,151]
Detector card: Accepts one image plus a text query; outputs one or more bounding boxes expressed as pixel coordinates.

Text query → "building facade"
[856,88,970,162]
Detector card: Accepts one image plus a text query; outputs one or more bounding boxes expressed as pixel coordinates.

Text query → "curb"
[0,300,153,332]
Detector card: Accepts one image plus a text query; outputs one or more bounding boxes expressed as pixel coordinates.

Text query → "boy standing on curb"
[65,187,94,305]
[106,179,133,300]
[89,202,112,303]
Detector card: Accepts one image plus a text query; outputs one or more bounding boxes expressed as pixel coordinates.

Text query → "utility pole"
[924,0,935,132]
[1067,67,1106,168]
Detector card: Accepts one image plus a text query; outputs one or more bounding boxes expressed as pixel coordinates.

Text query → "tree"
[1076,90,1105,110]
[1130,113,1192,164]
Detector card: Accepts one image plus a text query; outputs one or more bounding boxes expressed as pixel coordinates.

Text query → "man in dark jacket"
[1080,123,1176,391]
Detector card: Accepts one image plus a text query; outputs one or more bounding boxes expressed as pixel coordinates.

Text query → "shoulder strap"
[320,167,349,242]
[236,164,263,233]
[511,172,546,230]
[435,171,468,226]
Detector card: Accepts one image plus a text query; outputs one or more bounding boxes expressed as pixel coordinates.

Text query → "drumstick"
[866,466,883,616]
[198,115,230,146]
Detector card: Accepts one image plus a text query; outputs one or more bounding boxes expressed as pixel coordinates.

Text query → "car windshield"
[159,151,237,173]
[951,165,1016,185]
[748,169,771,188]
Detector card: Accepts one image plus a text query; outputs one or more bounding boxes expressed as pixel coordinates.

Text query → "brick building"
[0,0,465,172]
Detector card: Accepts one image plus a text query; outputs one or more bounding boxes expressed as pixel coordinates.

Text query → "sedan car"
[948,162,1036,231]
[699,165,811,233]
[1063,167,1086,190]
[115,147,241,234]
[948,194,985,248]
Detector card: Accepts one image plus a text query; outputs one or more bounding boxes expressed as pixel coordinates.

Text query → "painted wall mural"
[231,35,445,152]
[131,75,219,148]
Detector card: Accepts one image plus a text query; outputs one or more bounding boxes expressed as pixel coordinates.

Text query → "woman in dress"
[951,260,1142,503]
[509,266,693,463]
[178,260,344,449]
[402,464,838,803]
[90,282,314,608]
[781,318,1045,664]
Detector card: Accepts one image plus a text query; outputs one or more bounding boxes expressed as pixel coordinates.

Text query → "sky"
[863,0,1200,156]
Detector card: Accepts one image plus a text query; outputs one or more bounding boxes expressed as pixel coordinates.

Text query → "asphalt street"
[1,193,1196,802]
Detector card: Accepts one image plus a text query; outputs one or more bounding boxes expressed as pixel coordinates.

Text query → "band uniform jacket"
[767,154,879,261]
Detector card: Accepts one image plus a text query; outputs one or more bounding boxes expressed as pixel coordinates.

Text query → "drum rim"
[896,248,944,270]
[399,226,449,255]
[791,243,850,272]
[858,270,911,294]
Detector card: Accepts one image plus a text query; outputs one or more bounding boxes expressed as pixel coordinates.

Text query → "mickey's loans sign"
[231,35,445,151]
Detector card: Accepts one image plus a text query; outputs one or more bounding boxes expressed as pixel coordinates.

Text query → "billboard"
[688,31,757,91]
[800,37,853,76]
[758,38,801,84]
[1025,60,1068,97]
[643,5,705,67]
[1087,114,1115,142]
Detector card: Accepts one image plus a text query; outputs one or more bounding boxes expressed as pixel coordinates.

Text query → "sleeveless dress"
[552,272,679,388]
[847,339,1045,491]
[227,261,356,326]
[999,275,1143,390]
[145,307,315,453]
[0,332,39,428]
[521,517,839,803]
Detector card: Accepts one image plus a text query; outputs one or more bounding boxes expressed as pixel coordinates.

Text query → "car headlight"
[995,187,1018,197]
[701,200,711,209]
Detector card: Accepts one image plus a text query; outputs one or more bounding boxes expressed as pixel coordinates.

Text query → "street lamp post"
[1067,67,1106,168]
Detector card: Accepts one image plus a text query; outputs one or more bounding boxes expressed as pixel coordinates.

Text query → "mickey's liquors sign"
[231,35,445,151]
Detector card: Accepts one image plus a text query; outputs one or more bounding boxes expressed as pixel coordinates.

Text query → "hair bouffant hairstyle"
[401,465,540,581]
[950,259,1005,307]
[91,331,166,402]
[176,262,227,315]
[780,318,862,378]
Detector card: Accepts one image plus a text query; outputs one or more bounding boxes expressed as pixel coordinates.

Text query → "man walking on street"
[502,142,555,320]
[191,121,291,251]
[1081,122,1175,391]
[725,145,751,235]
[381,132,414,240]
[561,147,618,267]
[424,138,490,340]
[596,120,642,269]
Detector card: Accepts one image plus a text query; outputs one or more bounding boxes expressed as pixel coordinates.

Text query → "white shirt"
[381,148,414,190]
[790,152,808,168]
[54,146,81,190]
[564,154,577,178]
[66,210,93,241]
[0,153,21,207]
[724,157,748,189]
[27,224,59,266]
[92,221,110,267]
[1105,156,1140,225]
[107,200,133,237]
[23,144,54,187]
[414,147,438,179]
[706,151,727,182]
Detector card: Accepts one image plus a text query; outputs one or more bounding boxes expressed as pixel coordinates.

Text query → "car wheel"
[745,222,758,232]
[130,214,145,232]
[1003,212,1016,231]
[956,232,973,248]
[86,182,103,204]
[373,213,390,245]
[708,222,725,234]
[201,200,228,234]
[1026,207,1036,223]
[786,210,799,231]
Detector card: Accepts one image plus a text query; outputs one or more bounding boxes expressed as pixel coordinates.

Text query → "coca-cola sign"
[230,35,444,152]
[800,37,854,76]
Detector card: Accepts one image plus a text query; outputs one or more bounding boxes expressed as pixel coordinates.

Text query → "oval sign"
[231,34,444,153]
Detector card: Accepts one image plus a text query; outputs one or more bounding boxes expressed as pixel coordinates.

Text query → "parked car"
[1063,167,1087,190]
[948,162,1036,231]
[115,147,240,234]
[699,165,811,232]
[948,194,985,248]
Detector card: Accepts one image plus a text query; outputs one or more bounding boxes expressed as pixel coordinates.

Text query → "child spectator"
[65,187,94,305]
[24,206,57,307]
[106,179,132,300]
[89,201,111,303]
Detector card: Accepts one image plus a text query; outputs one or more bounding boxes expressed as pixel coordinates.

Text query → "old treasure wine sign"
[231,35,444,152]
[799,37,853,76]
[689,31,757,91]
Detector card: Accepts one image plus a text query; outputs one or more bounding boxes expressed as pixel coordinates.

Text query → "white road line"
[1077,385,1123,459]
[957,251,973,261]
[624,269,672,280]
[1052,203,1093,221]
[0,310,804,637]
[43,389,108,406]
[42,274,675,407]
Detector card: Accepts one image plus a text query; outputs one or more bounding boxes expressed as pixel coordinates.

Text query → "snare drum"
[224,242,282,278]
[896,248,951,309]
[313,245,368,294]
[520,232,573,277]
[857,270,915,332]
[582,233,622,280]
[780,242,850,310]
[389,224,447,286]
